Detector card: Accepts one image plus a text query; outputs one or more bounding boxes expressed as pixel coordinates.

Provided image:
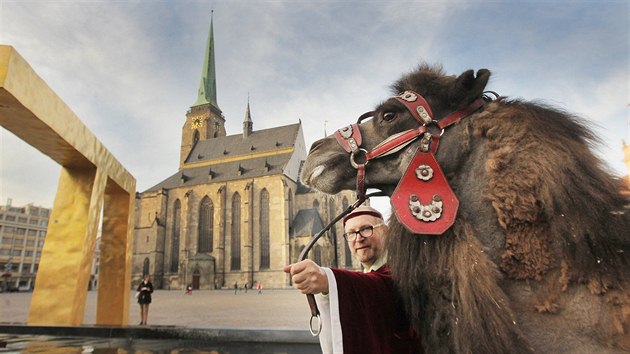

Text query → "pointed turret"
[243,97,253,138]
[192,12,219,109]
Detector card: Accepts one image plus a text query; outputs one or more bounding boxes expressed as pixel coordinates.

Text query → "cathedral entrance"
[186,255,215,290]
[192,269,200,290]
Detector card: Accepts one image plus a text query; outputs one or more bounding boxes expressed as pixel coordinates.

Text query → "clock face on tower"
[191,117,204,129]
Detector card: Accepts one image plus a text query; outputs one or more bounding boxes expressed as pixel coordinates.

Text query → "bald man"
[284,206,422,354]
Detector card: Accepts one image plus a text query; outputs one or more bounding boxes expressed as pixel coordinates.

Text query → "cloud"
[0,1,627,209]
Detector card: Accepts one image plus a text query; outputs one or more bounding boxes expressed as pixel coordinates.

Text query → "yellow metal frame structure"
[0,45,135,326]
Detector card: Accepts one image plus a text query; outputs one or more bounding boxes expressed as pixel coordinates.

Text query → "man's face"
[344,215,386,268]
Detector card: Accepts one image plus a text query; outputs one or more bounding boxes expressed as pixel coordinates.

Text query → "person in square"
[137,274,154,325]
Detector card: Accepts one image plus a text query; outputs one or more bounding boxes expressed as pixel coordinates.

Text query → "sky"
[0,0,628,218]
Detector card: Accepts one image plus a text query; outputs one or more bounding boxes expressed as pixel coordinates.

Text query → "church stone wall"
[219,175,291,289]
[293,189,360,270]
[283,124,307,182]
[132,189,167,288]
[134,179,363,290]
[161,184,224,290]
[138,174,297,290]
[257,176,294,288]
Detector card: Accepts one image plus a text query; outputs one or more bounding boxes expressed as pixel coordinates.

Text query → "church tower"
[180,12,226,168]
[243,97,253,138]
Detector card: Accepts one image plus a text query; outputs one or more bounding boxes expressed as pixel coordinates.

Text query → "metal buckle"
[309,314,322,336]
[350,148,368,169]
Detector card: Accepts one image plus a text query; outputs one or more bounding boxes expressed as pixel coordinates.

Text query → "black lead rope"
[297,191,385,336]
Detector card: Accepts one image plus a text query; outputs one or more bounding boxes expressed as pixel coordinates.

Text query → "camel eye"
[383,112,397,121]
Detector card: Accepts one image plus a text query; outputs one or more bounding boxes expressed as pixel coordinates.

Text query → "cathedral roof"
[291,208,324,238]
[145,154,292,191]
[144,122,302,192]
[184,123,300,165]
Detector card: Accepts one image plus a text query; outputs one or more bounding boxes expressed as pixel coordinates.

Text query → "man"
[342,206,387,272]
[284,206,422,354]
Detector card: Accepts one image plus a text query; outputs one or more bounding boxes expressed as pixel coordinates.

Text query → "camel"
[300,64,630,353]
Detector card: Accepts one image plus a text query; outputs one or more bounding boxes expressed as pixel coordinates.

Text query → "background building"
[132,17,359,290]
[0,200,49,291]
[0,200,102,292]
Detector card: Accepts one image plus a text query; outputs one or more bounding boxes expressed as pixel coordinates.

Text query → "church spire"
[243,95,253,138]
[192,11,219,109]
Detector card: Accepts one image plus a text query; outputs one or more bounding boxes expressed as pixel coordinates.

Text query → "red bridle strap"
[356,164,366,198]
[437,97,486,130]
[335,124,368,196]
[365,126,427,160]
[364,96,485,160]
[334,123,362,153]
[395,91,434,125]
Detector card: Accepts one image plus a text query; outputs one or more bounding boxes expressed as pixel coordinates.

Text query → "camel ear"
[450,69,490,107]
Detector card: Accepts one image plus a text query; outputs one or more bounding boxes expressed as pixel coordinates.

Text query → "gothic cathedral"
[132,16,359,290]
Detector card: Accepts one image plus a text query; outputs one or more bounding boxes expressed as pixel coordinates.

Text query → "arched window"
[143,258,150,276]
[288,190,294,234]
[170,199,181,273]
[313,199,319,209]
[313,245,322,265]
[260,189,270,269]
[207,120,217,139]
[231,193,241,270]
[198,196,214,253]
[193,130,200,145]
[329,200,337,267]
[342,197,353,267]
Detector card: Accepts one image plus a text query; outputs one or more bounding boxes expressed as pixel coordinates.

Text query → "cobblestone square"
[1,289,311,330]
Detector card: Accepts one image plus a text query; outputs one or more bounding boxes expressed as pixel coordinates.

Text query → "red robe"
[315,265,423,354]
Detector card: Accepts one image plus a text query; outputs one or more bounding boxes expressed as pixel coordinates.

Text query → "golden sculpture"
[0,45,135,325]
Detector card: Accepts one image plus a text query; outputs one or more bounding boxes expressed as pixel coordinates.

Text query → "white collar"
[363,252,387,273]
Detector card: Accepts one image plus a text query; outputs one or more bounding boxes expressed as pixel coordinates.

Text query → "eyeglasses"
[343,223,385,242]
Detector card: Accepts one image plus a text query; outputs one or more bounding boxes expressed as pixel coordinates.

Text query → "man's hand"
[283,259,329,295]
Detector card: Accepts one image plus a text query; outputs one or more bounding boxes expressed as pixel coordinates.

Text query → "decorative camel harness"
[299,90,489,336]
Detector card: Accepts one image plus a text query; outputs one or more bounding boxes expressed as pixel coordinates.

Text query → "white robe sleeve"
[315,267,344,354]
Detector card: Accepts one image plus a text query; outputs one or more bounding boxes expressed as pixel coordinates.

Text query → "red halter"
[334,90,486,234]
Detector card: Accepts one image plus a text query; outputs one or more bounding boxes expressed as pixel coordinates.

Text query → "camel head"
[301,64,491,196]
